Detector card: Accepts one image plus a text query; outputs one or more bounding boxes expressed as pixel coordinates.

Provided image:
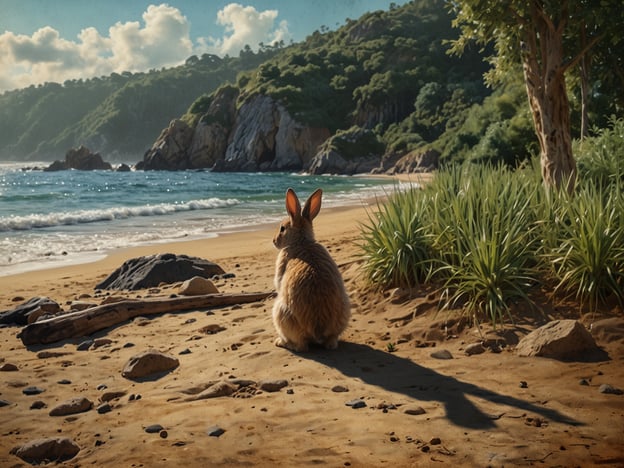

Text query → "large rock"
[95,253,225,290]
[386,148,440,174]
[44,146,112,171]
[138,119,194,170]
[10,437,80,463]
[122,350,179,380]
[516,320,600,359]
[0,297,61,326]
[49,397,93,416]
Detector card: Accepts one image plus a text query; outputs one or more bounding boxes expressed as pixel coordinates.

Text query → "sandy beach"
[1,193,623,467]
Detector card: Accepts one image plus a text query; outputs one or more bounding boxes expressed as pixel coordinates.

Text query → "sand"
[1,196,623,467]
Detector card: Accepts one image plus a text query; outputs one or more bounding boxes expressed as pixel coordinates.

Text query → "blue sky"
[0,0,407,93]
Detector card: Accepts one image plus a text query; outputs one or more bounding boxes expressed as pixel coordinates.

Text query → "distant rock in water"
[44,145,113,171]
[95,253,225,290]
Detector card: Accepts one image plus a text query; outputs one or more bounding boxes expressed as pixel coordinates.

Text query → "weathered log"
[18,292,273,346]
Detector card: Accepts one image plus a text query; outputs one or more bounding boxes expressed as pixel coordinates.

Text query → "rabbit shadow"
[307,341,583,430]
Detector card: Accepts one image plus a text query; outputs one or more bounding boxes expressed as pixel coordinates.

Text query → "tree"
[448,0,624,192]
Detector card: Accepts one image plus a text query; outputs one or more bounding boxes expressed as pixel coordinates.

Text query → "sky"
[0,0,407,93]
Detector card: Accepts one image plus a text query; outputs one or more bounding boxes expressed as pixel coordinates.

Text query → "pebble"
[464,343,485,356]
[93,338,113,349]
[404,406,426,415]
[430,349,453,360]
[520,381,528,388]
[0,399,11,407]
[22,386,45,396]
[599,384,623,395]
[145,424,164,434]
[579,379,590,386]
[259,379,289,392]
[430,437,441,445]
[30,400,46,410]
[331,385,349,393]
[97,403,112,414]
[159,430,168,439]
[77,340,93,351]
[179,348,192,355]
[49,397,93,416]
[58,379,72,385]
[345,399,367,409]
[96,384,108,391]
[206,425,226,437]
[0,363,18,371]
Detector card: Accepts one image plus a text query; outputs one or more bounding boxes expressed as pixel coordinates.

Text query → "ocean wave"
[0,197,240,231]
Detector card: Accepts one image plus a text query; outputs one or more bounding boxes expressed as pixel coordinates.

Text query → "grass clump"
[359,122,624,327]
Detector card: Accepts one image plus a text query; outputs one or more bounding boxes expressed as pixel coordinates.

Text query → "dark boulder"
[0,297,62,326]
[44,146,112,171]
[95,253,225,290]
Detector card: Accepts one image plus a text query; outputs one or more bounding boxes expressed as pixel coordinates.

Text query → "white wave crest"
[0,198,240,231]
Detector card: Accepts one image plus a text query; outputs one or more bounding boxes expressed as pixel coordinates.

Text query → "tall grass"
[359,120,624,326]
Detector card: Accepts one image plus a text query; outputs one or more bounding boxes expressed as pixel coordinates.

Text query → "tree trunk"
[521,5,577,193]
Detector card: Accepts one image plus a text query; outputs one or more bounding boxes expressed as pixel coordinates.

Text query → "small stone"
[520,381,528,388]
[77,340,93,351]
[345,399,367,409]
[23,386,45,395]
[97,403,112,414]
[101,391,126,402]
[404,406,426,415]
[58,379,71,385]
[159,430,168,439]
[599,384,623,395]
[145,424,164,434]
[0,399,11,407]
[579,379,590,386]
[207,425,225,437]
[464,343,485,356]
[179,348,192,355]
[92,338,113,349]
[96,384,108,391]
[430,349,453,360]
[49,397,93,416]
[0,363,18,371]
[430,437,441,445]
[259,379,288,392]
[30,400,46,410]
[10,437,80,463]
[331,385,349,393]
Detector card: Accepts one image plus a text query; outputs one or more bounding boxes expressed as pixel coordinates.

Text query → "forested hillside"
[0,50,278,161]
[1,0,620,167]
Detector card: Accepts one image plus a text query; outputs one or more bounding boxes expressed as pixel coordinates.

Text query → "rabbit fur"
[272,188,351,352]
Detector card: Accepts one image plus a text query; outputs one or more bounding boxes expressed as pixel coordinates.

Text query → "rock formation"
[44,146,113,171]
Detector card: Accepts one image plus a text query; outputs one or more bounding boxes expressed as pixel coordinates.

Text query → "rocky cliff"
[137,93,396,174]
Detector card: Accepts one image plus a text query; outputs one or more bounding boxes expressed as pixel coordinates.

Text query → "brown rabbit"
[272,188,351,352]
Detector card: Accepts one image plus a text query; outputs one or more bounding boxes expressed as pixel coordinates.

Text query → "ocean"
[0,162,396,277]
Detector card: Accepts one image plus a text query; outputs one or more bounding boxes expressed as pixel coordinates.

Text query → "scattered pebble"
[579,379,590,386]
[77,340,93,351]
[22,386,45,396]
[345,399,367,409]
[0,363,18,371]
[0,399,11,407]
[58,379,72,385]
[49,397,93,416]
[599,384,623,395]
[179,348,192,355]
[259,379,288,392]
[429,437,441,445]
[30,400,46,410]
[464,343,485,356]
[430,349,453,360]
[332,385,349,393]
[96,384,108,391]
[206,425,225,437]
[101,391,126,402]
[145,424,164,434]
[404,406,426,416]
[97,403,112,414]
[159,430,168,439]
[520,381,528,388]
[93,338,113,349]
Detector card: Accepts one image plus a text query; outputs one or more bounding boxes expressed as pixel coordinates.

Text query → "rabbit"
[271,188,351,352]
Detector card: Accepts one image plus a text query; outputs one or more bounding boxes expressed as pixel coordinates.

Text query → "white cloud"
[199,3,291,56]
[0,3,291,93]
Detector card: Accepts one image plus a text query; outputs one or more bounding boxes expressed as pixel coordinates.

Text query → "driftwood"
[18,292,273,346]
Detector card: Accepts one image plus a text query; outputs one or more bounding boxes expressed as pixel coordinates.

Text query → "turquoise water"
[0,163,395,275]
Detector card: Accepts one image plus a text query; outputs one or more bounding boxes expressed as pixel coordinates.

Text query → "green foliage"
[575,117,624,188]
[359,187,433,289]
[322,126,385,159]
[360,142,624,326]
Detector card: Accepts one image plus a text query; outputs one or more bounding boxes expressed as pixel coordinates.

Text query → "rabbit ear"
[302,188,322,222]
[285,188,301,220]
